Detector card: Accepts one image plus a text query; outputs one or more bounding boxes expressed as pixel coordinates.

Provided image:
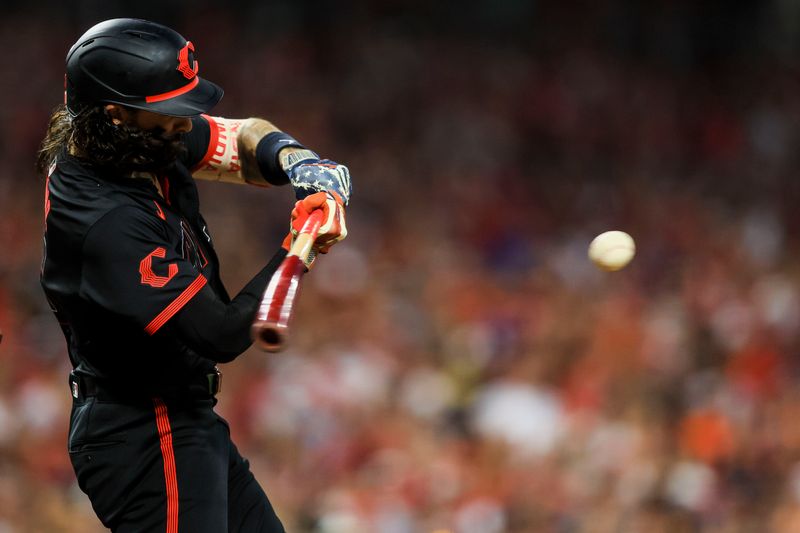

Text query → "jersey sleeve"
[81,205,208,335]
[180,115,213,170]
[165,248,287,362]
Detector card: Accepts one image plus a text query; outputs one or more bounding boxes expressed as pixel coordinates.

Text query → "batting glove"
[286,155,352,207]
[282,191,347,257]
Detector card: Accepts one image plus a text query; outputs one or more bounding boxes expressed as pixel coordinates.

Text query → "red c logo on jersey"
[140,247,178,288]
[177,41,198,80]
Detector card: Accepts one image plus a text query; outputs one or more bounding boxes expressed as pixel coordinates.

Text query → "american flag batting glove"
[287,158,352,207]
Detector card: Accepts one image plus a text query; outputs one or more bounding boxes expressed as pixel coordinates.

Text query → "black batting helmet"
[66,18,223,117]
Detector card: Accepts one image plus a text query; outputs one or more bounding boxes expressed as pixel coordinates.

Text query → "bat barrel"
[251,255,304,351]
[251,210,325,352]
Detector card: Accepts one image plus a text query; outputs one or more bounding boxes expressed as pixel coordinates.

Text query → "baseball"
[588,230,636,271]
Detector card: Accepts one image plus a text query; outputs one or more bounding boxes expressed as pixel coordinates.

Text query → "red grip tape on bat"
[251,209,324,352]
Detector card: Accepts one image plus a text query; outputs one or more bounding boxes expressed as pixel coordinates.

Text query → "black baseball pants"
[68,395,285,532]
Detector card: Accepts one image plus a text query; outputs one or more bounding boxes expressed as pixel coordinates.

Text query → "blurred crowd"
[4,1,800,531]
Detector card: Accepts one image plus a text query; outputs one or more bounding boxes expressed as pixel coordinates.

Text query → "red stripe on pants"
[153,399,179,533]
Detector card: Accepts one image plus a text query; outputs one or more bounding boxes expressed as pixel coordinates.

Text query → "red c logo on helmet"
[177,41,198,80]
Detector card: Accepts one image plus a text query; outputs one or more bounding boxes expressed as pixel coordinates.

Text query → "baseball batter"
[37,19,350,532]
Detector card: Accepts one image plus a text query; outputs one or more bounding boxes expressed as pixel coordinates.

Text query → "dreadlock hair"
[36,103,186,176]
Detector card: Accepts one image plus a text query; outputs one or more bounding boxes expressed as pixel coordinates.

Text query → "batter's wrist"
[255,132,312,185]
[279,148,319,172]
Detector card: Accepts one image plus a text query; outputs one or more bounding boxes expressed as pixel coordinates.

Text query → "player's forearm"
[168,247,288,362]
[236,117,278,185]
[238,118,307,185]
[191,116,308,187]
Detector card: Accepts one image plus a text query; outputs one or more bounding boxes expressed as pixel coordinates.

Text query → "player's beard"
[67,105,187,175]
[108,123,187,174]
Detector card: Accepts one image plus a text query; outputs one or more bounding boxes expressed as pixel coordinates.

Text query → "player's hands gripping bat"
[287,190,347,257]
[251,192,347,351]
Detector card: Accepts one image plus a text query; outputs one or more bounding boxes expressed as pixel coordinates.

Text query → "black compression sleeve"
[180,116,212,169]
[166,248,288,362]
[255,132,306,185]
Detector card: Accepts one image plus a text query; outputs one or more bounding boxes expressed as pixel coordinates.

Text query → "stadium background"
[2,0,800,531]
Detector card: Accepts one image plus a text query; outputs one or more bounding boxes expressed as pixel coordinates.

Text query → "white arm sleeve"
[191,116,268,186]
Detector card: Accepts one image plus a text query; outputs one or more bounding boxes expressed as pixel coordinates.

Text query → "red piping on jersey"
[191,114,220,173]
[44,175,51,221]
[144,274,207,335]
[153,398,179,533]
[157,176,171,205]
[145,77,199,103]
[154,201,166,221]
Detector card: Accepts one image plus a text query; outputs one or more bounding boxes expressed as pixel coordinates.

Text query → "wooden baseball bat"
[251,210,324,352]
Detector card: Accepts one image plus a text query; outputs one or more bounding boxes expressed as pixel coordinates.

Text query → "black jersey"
[41,116,285,397]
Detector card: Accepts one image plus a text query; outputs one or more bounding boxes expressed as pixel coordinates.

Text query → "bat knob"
[252,321,287,352]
